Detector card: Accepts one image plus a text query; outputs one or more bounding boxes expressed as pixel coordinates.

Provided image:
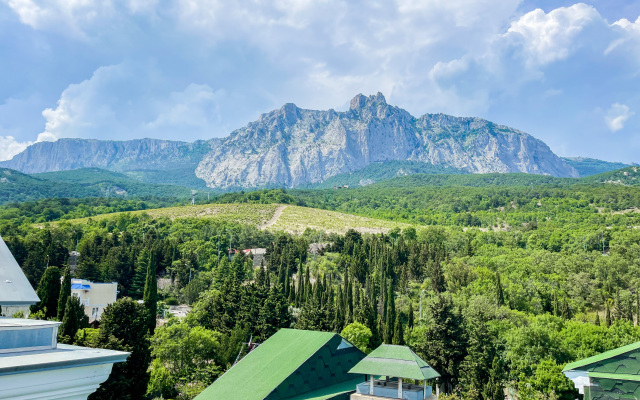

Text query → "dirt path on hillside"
[259,205,287,230]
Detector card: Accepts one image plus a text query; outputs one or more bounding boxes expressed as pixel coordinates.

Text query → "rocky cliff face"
[1,138,211,174]
[195,93,577,188]
[2,93,577,188]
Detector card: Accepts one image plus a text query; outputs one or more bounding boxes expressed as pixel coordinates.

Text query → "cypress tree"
[595,311,601,326]
[384,282,395,344]
[284,273,290,300]
[392,312,404,345]
[57,267,71,321]
[143,253,158,335]
[255,264,266,287]
[296,265,304,307]
[606,300,612,327]
[495,272,504,306]
[636,291,640,326]
[31,266,61,319]
[131,249,149,298]
[483,357,505,400]
[304,265,311,301]
[408,302,414,329]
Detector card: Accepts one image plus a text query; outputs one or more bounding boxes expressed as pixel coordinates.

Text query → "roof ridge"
[562,341,640,372]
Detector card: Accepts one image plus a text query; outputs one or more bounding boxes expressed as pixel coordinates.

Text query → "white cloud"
[607,16,640,57]
[5,0,116,39]
[39,62,230,141]
[144,84,228,136]
[504,4,602,67]
[0,132,55,161]
[605,103,634,132]
[3,0,640,162]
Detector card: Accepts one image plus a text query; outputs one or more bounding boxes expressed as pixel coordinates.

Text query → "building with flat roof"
[195,328,367,400]
[0,235,129,399]
[71,279,118,322]
[563,341,640,400]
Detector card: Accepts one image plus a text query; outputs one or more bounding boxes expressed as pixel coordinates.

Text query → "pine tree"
[257,284,293,340]
[414,293,467,393]
[76,259,101,283]
[143,252,158,335]
[59,296,89,344]
[91,298,151,400]
[31,266,61,319]
[57,267,71,321]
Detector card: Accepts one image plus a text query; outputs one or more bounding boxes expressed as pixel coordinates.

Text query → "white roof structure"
[0,235,39,306]
[0,236,130,399]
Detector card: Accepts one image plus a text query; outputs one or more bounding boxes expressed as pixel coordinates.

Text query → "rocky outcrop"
[1,138,211,174]
[2,93,577,188]
[195,93,577,188]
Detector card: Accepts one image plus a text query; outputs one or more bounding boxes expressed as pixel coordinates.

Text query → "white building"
[0,235,128,400]
[71,279,118,323]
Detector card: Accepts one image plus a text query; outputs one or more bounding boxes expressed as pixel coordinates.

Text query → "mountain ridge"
[1,92,614,188]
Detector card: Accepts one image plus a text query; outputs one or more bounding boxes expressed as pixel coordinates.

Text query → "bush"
[165,297,178,305]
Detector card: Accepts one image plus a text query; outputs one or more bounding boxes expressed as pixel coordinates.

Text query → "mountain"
[2,93,578,189]
[0,167,191,204]
[195,93,577,188]
[561,157,631,177]
[0,138,211,188]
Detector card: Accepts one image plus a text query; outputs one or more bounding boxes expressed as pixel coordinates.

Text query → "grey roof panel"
[0,236,40,306]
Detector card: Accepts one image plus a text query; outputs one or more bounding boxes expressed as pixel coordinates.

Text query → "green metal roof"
[589,373,640,382]
[348,344,440,381]
[563,341,640,372]
[195,329,365,400]
[286,377,364,400]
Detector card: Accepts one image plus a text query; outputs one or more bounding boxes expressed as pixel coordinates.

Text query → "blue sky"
[0,1,639,163]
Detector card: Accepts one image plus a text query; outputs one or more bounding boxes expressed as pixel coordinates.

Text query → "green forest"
[4,173,640,400]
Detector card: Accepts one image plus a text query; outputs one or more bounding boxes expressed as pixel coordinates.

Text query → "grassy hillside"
[48,202,410,234]
[562,156,631,177]
[583,166,640,186]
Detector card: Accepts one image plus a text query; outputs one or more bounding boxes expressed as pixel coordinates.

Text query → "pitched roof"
[0,235,39,306]
[348,344,440,381]
[195,329,365,400]
[286,377,364,400]
[563,341,640,372]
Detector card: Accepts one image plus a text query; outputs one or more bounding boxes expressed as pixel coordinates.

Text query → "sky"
[0,1,639,163]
